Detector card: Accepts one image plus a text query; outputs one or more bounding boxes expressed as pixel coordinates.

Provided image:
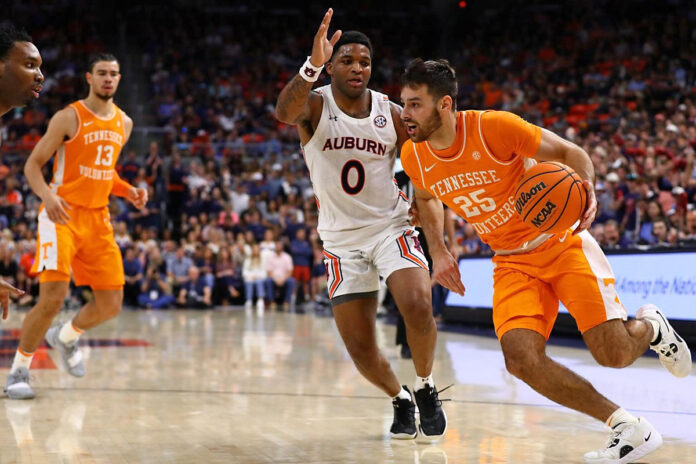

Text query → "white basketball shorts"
[322,228,429,301]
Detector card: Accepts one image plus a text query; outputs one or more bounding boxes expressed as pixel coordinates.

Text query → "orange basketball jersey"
[50,100,127,208]
[401,110,543,251]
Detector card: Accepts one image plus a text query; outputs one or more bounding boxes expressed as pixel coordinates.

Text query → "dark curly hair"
[0,22,32,61]
[401,58,458,110]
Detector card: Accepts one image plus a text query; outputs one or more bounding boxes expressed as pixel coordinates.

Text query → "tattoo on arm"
[277,75,315,123]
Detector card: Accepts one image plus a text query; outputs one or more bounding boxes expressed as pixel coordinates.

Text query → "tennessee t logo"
[603,278,624,306]
[42,242,53,260]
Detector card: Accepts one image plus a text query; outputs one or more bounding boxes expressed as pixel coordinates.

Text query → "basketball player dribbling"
[0,24,44,315]
[275,9,446,439]
[5,53,148,399]
[398,58,691,463]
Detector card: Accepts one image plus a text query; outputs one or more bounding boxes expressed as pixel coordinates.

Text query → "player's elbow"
[562,144,589,166]
[274,106,296,125]
[23,157,38,178]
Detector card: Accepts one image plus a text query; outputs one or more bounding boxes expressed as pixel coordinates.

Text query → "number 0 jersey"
[302,84,410,247]
[50,100,127,208]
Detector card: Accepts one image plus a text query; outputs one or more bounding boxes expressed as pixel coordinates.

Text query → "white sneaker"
[244,300,252,311]
[636,304,692,378]
[45,324,85,377]
[4,368,35,400]
[583,417,662,464]
[256,299,264,315]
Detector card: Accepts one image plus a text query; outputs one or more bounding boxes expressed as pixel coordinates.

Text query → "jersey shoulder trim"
[477,110,519,166]
[64,104,82,144]
[401,141,426,188]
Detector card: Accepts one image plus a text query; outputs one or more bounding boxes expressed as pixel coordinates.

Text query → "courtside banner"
[446,251,696,320]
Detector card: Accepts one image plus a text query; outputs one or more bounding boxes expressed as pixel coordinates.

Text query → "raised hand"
[310,8,342,67]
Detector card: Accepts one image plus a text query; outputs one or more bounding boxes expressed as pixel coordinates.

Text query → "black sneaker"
[390,385,417,439]
[414,383,449,440]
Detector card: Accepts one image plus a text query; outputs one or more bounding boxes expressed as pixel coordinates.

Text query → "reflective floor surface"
[0,308,694,463]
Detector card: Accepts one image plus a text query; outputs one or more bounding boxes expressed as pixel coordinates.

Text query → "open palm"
[310,8,342,67]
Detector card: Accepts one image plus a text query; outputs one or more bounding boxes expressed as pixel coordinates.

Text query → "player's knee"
[37,294,65,316]
[399,289,433,328]
[591,346,632,368]
[344,339,377,364]
[503,350,542,380]
[105,304,122,319]
[98,296,123,319]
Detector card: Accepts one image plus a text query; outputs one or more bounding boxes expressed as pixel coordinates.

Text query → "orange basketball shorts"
[30,204,124,289]
[492,230,627,340]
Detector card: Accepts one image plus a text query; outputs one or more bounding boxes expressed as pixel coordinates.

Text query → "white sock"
[415,373,434,391]
[605,407,638,428]
[647,319,660,344]
[393,387,411,401]
[58,320,83,344]
[11,349,34,373]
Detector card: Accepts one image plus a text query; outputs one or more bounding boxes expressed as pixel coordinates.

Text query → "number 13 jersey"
[50,100,127,208]
[302,84,410,247]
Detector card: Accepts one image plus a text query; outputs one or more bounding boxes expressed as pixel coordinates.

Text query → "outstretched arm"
[414,186,466,296]
[274,8,341,144]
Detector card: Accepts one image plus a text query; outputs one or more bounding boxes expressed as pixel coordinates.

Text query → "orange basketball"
[514,161,587,234]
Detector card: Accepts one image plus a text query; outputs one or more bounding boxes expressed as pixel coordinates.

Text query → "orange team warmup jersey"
[50,100,127,208]
[400,110,543,252]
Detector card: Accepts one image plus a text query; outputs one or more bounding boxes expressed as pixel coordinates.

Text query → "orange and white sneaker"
[636,304,692,378]
[583,417,662,464]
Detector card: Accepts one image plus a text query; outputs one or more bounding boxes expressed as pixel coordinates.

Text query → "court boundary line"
[34,386,696,417]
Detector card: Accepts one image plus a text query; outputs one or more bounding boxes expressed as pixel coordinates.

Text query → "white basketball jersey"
[303,84,410,247]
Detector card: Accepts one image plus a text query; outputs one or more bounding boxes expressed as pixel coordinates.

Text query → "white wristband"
[299,56,324,82]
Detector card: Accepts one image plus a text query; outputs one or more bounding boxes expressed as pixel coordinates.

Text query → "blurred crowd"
[1,1,696,308]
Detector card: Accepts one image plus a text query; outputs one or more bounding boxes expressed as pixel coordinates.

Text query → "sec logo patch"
[374,115,387,128]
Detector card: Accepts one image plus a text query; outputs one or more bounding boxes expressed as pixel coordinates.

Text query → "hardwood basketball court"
[1,308,694,463]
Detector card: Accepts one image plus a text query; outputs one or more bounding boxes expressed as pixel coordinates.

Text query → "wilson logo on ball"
[531,200,557,228]
[514,181,547,215]
[514,161,587,235]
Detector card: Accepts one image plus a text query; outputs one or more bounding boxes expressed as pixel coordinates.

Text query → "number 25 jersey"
[400,110,543,252]
[302,84,410,247]
[50,100,127,208]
